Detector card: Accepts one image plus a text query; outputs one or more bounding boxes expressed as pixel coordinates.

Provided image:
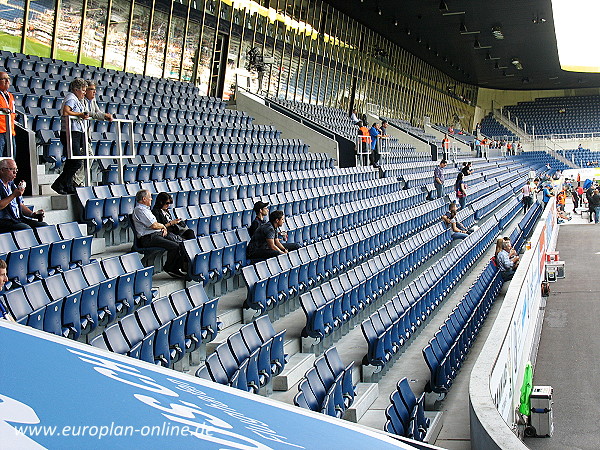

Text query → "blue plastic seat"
[151,297,187,365]
[135,304,171,367]
[34,225,72,273]
[41,274,82,339]
[56,222,93,267]
[0,233,30,289]
[2,286,47,332]
[101,256,135,315]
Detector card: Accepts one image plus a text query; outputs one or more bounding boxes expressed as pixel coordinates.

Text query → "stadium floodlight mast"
[552,0,600,72]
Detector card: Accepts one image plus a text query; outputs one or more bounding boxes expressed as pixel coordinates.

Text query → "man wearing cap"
[248,200,269,237]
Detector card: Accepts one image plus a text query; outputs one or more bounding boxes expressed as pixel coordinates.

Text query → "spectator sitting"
[0,259,15,321]
[0,159,47,232]
[350,109,361,125]
[461,161,473,176]
[132,189,187,278]
[246,210,299,261]
[151,192,195,240]
[494,237,517,261]
[441,202,472,239]
[497,240,519,281]
[248,200,269,237]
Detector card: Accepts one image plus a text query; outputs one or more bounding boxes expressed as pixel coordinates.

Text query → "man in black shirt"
[247,210,299,261]
[248,200,269,237]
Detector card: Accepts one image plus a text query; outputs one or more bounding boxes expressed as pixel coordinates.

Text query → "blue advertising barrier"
[0,321,415,449]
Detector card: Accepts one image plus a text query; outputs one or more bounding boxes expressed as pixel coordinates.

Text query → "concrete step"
[272,352,316,391]
[38,172,59,188]
[91,237,105,255]
[343,383,379,423]
[206,322,243,354]
[23,193,78,225]
[423,411,444,444]
[218,308,242,331]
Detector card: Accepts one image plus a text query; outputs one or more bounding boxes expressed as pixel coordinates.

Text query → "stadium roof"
[323,0,600,90]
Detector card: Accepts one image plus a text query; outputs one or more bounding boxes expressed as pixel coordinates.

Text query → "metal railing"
[0,112,14,159]
[65,116,135,185]
[355,134,372,167]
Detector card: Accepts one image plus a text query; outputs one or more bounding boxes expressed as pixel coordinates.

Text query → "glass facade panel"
[0,0,476,128]
[56,0,83,61]
[105,0,131,70]
[126,0,151,74]
[81,0,107,65]
[197,24,215,95]
[0,0,25,51]
[165,10,185,79]
[25,0,55,57]
[181,16,200,82]
[146,7,168,77]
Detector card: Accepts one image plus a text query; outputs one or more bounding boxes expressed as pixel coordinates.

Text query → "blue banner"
[0,322,414,449]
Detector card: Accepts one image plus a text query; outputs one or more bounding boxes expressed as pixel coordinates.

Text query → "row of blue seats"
[294,347,355,418]
[495,197,523,230]
[3,53,203,97]
[242,199,447,315]
[20,90,234,117]
[471,186,515,220]
[300,223,451,341]
[196,316,286,393]
[34,116,265,139]
[281,187,437,246]
[2,254,155,339]
[385,378,430,441]
[0,224,92,289]
[40,130,302,170]
[76,174,393,235]
[509,201,543,253]
[17,88,226,116]
[422,260,503,394]
[103,154,331,183]
[11,76,205,103]
[91,283,219,369]
[182,231,249,285]
[361,218,500,368]
[12,80,206,109]
[116,155,366,188]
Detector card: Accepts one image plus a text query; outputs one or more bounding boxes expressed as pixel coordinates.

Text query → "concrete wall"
[232,89,339,164]
[470,200,559,449]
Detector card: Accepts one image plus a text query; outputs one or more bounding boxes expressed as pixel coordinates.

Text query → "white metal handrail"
[0,112,14,159]
[65,116,135,185]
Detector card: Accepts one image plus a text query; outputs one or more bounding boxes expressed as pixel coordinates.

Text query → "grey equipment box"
[530,386,554,437]
[546,261,565,281]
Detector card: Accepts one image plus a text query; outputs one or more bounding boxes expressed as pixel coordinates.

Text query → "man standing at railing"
[51,78,89,195]
[433,159,447,199]
[442,134,450,159]
[71,80,114,188]
[0,72,16,158]
[368,122,382,168]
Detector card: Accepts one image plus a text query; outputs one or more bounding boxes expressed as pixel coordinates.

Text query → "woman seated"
[151,192,196,241]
